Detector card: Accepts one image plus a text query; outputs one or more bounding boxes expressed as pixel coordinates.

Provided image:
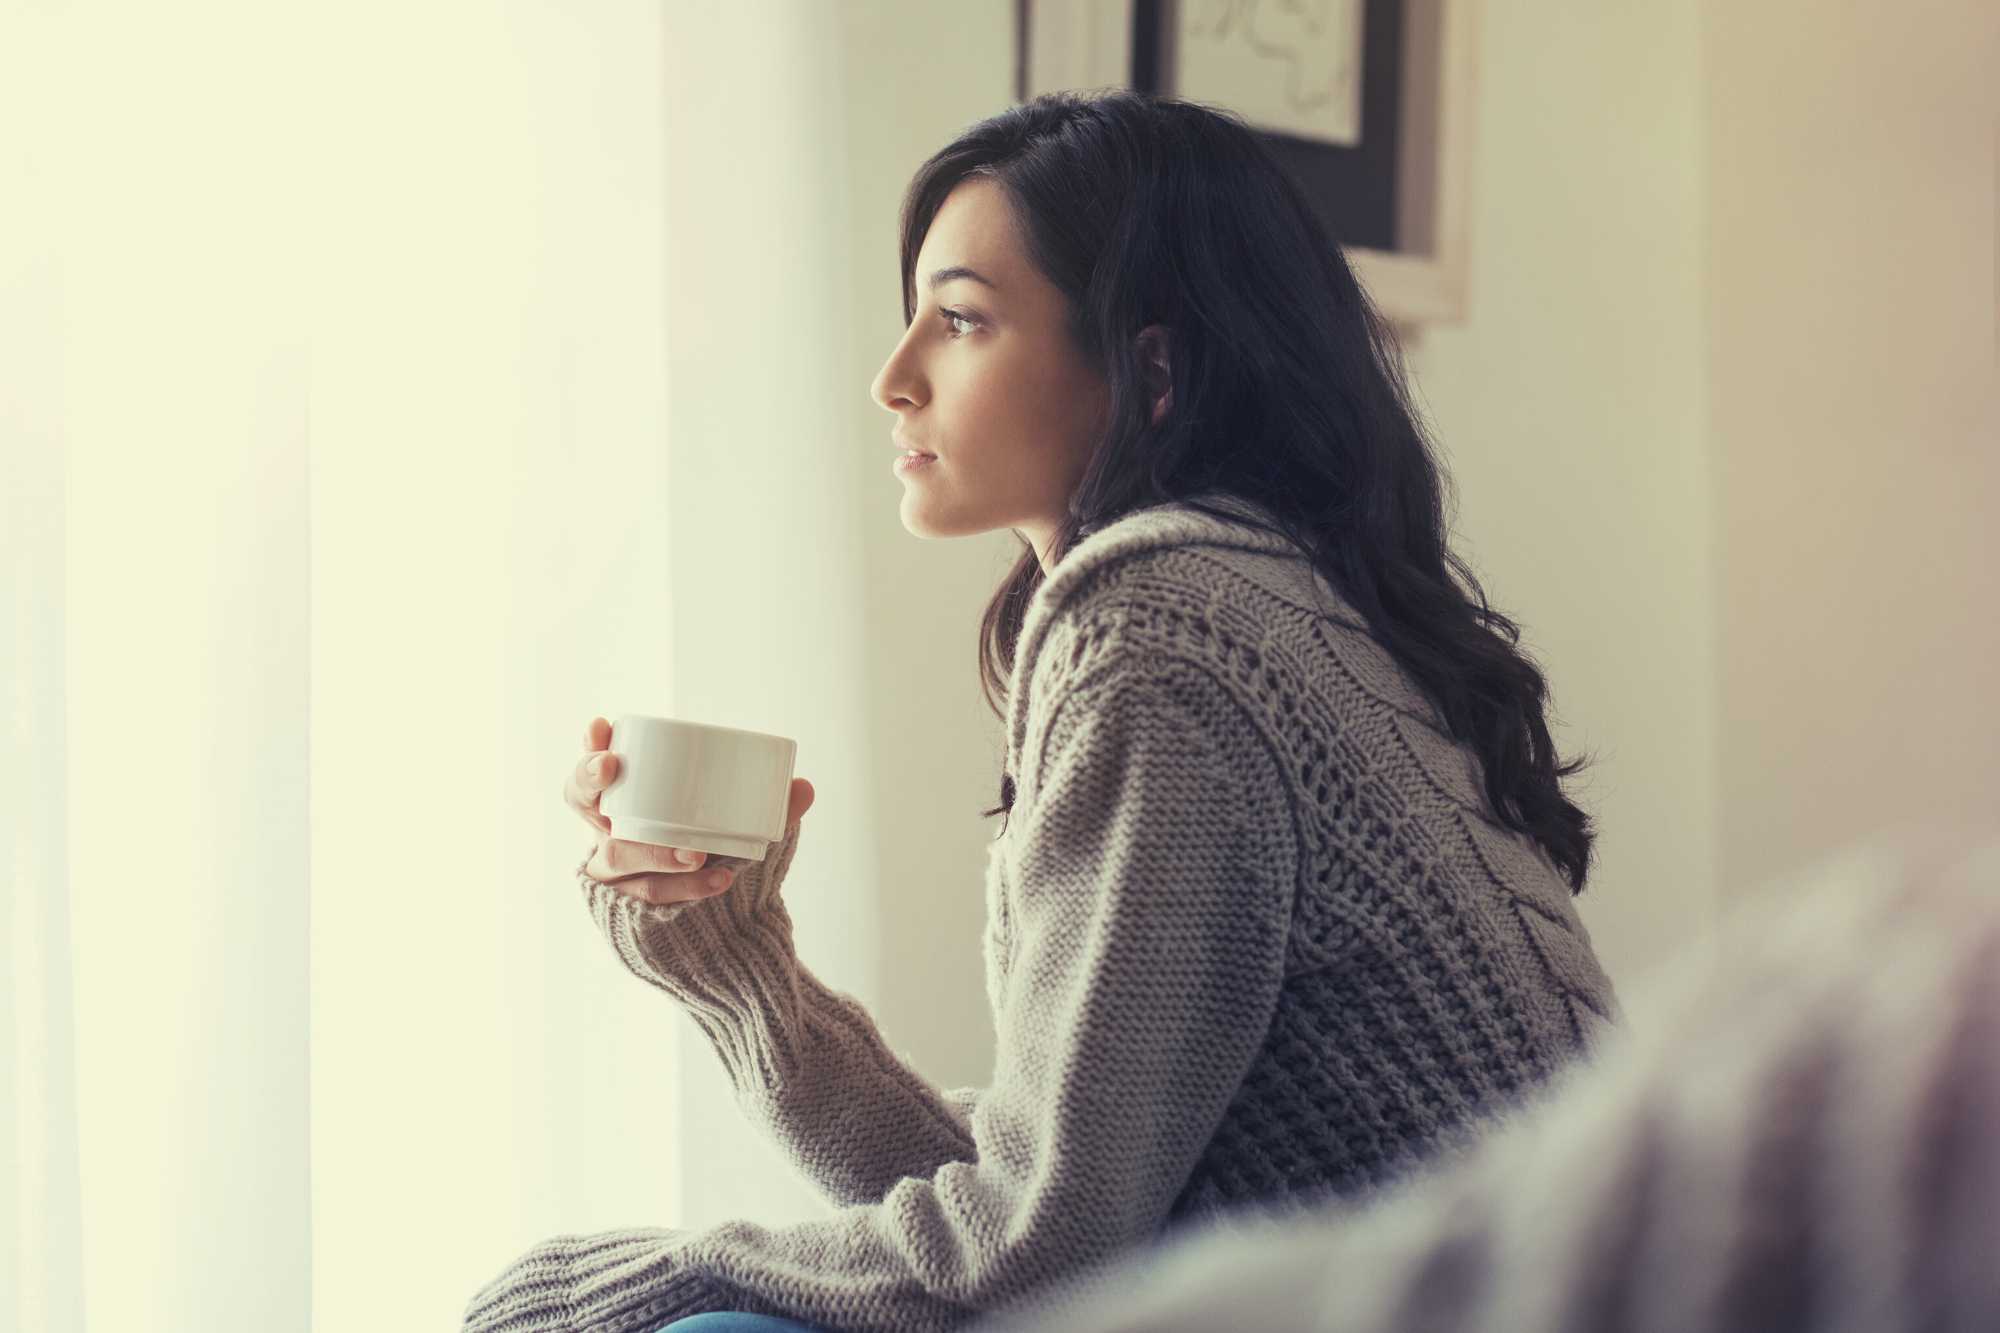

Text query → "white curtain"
[3,2,887,1328]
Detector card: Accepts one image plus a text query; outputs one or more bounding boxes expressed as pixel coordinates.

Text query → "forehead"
[916,178,1020,285]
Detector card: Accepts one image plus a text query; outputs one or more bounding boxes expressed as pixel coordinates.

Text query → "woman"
[465,89,1620,1333]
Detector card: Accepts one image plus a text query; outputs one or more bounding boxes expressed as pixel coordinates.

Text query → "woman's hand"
[566,715,814,905]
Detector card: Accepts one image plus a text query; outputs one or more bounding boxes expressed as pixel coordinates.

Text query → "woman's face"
[870,177,1111,572]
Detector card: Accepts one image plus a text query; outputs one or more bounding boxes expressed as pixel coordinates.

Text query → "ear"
[1137,324,1173,427]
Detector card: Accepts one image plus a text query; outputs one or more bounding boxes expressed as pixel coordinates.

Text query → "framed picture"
[1017,0,1476,328]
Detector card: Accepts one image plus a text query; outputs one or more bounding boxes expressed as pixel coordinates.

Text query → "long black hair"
[896,89,1600,895]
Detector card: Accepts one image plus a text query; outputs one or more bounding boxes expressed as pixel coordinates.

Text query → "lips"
[892,435,936,457]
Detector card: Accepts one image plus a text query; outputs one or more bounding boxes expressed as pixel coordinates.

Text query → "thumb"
[787,777,815,826]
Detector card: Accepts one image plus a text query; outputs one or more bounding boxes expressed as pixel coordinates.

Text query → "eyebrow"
[927,265,1000,293]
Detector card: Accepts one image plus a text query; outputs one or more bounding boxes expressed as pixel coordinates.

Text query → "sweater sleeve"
[563,810,982,1212]
[968,828,2000,1333]
[461,655,1300,1332]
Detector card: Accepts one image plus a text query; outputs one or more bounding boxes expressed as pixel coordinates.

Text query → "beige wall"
[1704,2,2000,900]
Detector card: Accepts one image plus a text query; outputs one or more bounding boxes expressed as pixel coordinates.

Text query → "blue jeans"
[652,1315,835,1333]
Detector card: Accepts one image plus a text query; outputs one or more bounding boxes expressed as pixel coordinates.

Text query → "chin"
[898,484,1004,543]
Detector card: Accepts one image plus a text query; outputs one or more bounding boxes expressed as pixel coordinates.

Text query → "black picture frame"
[1017,0,1474,326]
[1127,0,1405,254]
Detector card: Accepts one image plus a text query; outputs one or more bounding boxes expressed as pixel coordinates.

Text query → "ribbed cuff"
[461,1226,737,1332]
[575,816,811,1095]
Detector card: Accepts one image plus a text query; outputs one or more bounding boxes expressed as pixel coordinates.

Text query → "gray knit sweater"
[973,827,2000,1333]
[463,493,1621,1332]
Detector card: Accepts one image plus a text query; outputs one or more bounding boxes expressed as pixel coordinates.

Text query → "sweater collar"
[1003,491,1301,777]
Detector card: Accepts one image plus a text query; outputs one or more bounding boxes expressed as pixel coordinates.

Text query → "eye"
[936,307,978,340]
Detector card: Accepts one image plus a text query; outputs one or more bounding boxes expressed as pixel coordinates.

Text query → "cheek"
[1045,369,1110,460]
[1002,355,1104,445]
[939,345,1105,471]
[955,357,1054,445]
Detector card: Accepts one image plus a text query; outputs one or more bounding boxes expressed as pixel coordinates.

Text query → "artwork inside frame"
[1016,0,1476,329]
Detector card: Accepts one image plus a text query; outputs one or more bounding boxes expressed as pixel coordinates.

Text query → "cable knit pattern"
[463,492,1620,1332]
[972,830,2000,1333]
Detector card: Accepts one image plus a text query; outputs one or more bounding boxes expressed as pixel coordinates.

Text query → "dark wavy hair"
[896,89,1600,895]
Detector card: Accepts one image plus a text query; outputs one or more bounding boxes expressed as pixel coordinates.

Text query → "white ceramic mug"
[599,714,797,861]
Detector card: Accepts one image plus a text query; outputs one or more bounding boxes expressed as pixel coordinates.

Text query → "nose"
[870,320,923,414]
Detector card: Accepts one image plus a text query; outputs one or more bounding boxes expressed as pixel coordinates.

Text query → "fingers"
[594,867,732,906]
[566,739,714,879]
[566,747,618,833]
[587,839,734,904]
[593,834,714,879]
[787,776,815,826]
